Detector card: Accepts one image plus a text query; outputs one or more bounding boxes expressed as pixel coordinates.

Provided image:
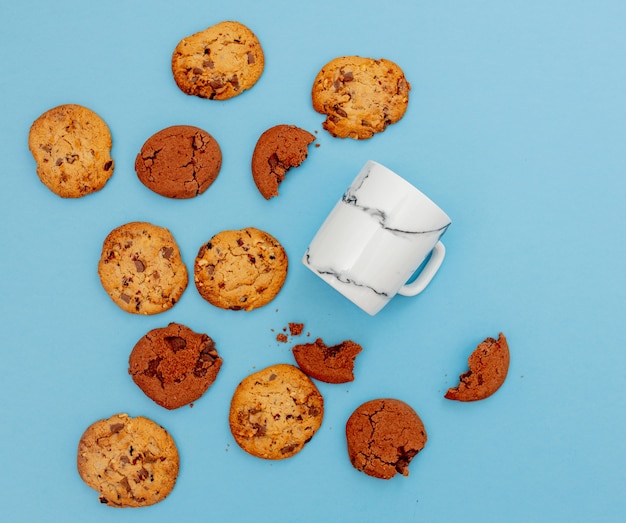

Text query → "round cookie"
[229,363,324,460]
[129,323,222,409]
[28,104,114,197]
[292,338,362,384]
[311,56,411,139]
[77,413,179,507]
[194,227,288,311]
[98,222,188,315]
[445,333,510,402]
[345,398,427,480]
[172,20,264,100]
[251,124,316,199]
[135,125,222,199]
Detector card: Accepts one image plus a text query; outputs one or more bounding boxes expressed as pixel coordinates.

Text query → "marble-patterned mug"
[302,160,451,315]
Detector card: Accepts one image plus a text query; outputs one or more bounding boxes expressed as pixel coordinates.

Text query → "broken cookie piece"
[445,332,510,401]
[251,124,315,199]
[345,398,427,480]
[292,338,362,383]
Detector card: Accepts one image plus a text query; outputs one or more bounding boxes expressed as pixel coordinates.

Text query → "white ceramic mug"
[302,160,452,315]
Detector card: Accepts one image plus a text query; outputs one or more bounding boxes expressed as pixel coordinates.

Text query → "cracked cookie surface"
[129,323,222,409]
[292,338,362,383]
[172,20,264,100]
[251,124,316,199]
[98,222,188,315]
[28,104,114,197]
[194,227,288,311]
[346,398,427,480]
[445,332,510,401]
[229,364,324,460]
[135,125,222,198]
[77,413,179,507]
[311,56,410,139]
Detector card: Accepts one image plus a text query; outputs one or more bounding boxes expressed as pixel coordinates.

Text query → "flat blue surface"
[1,1,625,521]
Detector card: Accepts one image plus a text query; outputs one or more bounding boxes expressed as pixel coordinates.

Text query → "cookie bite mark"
[292,338,362,383]
[445,333,510,401]
[345,399,427,480]
[172,21,264,100]
[251,124,316,199]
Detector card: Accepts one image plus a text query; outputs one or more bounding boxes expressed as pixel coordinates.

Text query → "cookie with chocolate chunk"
[345,398,427,480]
[28,104,114,197]
[251,124,316,199]
[292,338,362,383]
[229,364,324,460]
[129,323,222,409]
[77,413,179,507]
[172,20,264,100]
[194,227,288,311]
[311,56,410,139]
[445,333,510,401]
[135,125,222,199]
[98,222,188,315]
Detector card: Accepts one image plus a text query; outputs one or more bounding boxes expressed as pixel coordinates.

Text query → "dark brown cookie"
[292,338,362,384]
[229,364,324,460]
[251,124,316,199]
[445,333,510,401]
[345,398,427,480]
[77,413,179,507]
[129,323,222,410]
[134,125,222,199]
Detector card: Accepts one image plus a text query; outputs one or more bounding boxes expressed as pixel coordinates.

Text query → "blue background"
[1,1,625,521]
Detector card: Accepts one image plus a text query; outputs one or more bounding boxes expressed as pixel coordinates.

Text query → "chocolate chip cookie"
[251,124,316,199]
[98,222,188,315]
[77,413,179,507]
[129,323,222,409]
[135,125,222,198]
[229,364,324,460]
[345,398,427,480]
[311,56,410,139]
[292,338,362,384]
[194,227,288,311]
[445,333,510,401]
[172,20,264,100]
[28,104,114,197]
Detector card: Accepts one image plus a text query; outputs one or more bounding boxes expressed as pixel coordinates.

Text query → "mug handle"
[397,241,446,297]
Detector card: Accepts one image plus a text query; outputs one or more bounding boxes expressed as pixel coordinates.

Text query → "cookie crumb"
[276,333,288,343]
[288,323,304,336]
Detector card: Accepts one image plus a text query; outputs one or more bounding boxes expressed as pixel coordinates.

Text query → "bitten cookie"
[292,338,362,384]
[311,56,410,139]
[129,323,222,409]
[251,124,316,199]
[229,364,324,460]
[445,333,510,401]
[172,20,264,100]
[98,222,188,315]
[194,227,288,311]
[28,104,114,197]
[135,125,222,198]
[346,398,427,480]
[77,413,179,507]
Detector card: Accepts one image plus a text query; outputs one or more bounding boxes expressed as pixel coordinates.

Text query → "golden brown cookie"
[445,333,510,401]
[134,125,222,198]
[251,124,316,199]
[129,323,222,409]
[229,364,324,460]
[345,398,427,480]
[311,56,410,139]
[98,222,188,315]
[292,338,362,384]
[194,227,288,311]
[172,20,264,100]
[77,413,179,507]
[28,104,114,197]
